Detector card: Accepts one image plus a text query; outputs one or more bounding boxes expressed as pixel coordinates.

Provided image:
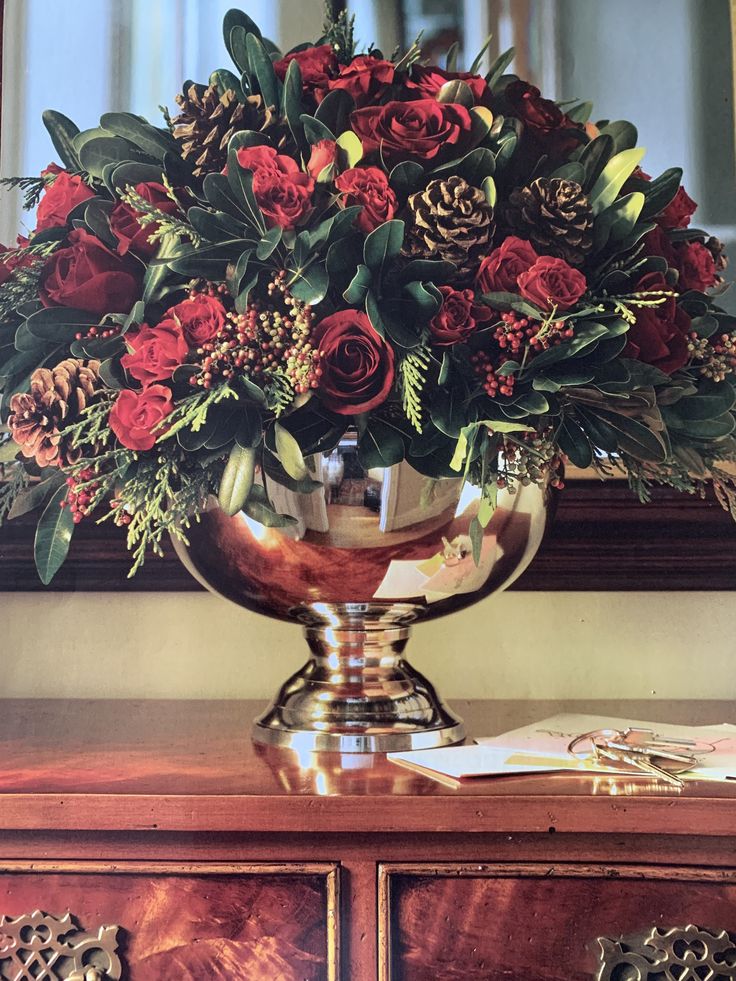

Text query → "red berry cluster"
[74,323,122,342]
[61,468,99,524]
[191,273,322,395]
[493,311,573,355]
[688,330,736,383]
[110,499,132,527]
[471,351,516,397]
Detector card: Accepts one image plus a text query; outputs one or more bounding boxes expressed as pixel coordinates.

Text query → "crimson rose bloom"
[274,44,337,98]
[405,65,491,107]
[504,80,579,157]
[167,293,227,347]
[643,225,677,267]
[351,99,472,166]
[334,166,398,234]
[625,273,690,374]
[307,139,338,181]
[430,287,492,345]
[35,167,94,232]
[121,320,189,386]
[477,237,539,293]
[109,182,181,258]
[40,228,141,315]
[109,384,174,451]
[517,256,587,310]
[673,240,718,292]
[657,186,697,231]
[235,145,314,229]
[313,310,395,414]
[327,55,394,106]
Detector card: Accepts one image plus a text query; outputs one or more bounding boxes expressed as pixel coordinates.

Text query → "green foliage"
[399,343,431,433]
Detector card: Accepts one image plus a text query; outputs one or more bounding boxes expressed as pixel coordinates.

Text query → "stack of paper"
[388,713,736,787]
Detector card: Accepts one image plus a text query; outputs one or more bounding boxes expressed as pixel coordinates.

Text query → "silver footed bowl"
[173,433,550,753]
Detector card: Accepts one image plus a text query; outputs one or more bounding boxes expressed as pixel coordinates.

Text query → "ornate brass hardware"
[0,910,122,980]
[597,924,736,980]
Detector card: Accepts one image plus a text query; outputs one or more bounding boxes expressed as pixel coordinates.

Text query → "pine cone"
[172,84,278,177]
[505,178,593,266]
[405,176,495,279]
[8,359,100,468]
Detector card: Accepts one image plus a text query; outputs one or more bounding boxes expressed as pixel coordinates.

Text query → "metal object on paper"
[567,727,711,787]
[173,433,551,753]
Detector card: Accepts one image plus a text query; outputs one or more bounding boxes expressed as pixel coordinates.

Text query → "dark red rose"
[307,139,338,181]
[657,186,697,230]
[517,256,587,310]
[334,166,398,234]
[313,309,395,414]
[476,236,539,293]
[109,384,174,451]
[625,272,690,374]
[35,167,95,232]
[429,286,492,345]
[121,319,189,387]
[405,65,491,107]
[167,293,227,347]
[274,44,337,98]
[234,145,314,229]
[642,225,677,267]
[350,99,472,166]
[109,182,181,258]
[40,229,141,315]
[504,80,580,156]
[673,240,718,292]
[327,55,394,107]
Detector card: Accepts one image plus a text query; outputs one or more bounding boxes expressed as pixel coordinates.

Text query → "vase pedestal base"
[251,619,466,753]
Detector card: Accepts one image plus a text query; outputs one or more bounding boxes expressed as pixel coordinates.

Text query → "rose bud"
[307,140,338,182]
[35,165,95,233]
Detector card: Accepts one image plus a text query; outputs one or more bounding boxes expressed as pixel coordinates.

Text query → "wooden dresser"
[0,698,735,980]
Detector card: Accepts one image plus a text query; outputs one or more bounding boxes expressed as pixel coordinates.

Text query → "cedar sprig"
[119,180,201,248]
[399,343,430,433]
[0,463,29,524]
[322,2,356,62]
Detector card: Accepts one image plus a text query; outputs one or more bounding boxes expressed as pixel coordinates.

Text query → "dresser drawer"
[0,861,339,980]
[379,863,736,981]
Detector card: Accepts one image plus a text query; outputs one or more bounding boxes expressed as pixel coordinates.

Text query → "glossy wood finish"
[1,481,735,590]
[0,864,336,981]
[380,864,736,981]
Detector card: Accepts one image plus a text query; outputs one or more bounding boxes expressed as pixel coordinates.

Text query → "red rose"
[40,228,141,315]
[642,225,677,267]
[673,240,717,292]
[350,99,472,166]
[121,319,189,387]
[476,237,539,293]
[35,167,95,233]
[429,286,492,345]
[274,44,337,98]
[334,166,398,234]
[109,182,181,258]
[307,139,338,181]
[167,293,227,347]
[109,385,174,451]
[313,310,395,414]
[405,65,491,107]
[327,55,394,107]
[657,186,697,231]
[234,145,314,229]
[625,272,690,374]
[504,80,580,157]
[517,256,587,310]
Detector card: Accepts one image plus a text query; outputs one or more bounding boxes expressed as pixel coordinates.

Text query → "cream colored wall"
[2,592,734,702]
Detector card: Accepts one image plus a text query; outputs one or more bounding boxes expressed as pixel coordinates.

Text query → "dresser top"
[0,698,734,835]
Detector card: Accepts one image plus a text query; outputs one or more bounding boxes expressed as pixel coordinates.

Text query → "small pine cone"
[172,84,279,177]
[8,359,101,468]
[405,176,495,279]
[704,235,728,277]
[505,178,594,266]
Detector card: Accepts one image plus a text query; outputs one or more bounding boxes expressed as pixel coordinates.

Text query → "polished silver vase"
[173,433,550,753]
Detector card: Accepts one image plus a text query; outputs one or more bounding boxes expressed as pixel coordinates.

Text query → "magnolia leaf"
[486,46,515,89]
[343,264,373,305]
[244,484,298,527]
[34,483,75,585]
[589,147,646,215]
[598,120,639,153]
[437,79,474,107]
[246,32,281,110]
[42,110,81,170]
[578,133,615,192]
[218,444,256,516]
[274,422,309,480]
[363,219,405,277]
[100,112,177,160]
[336,130,363,167]
[301,114,335,145]
[481,175,496,208]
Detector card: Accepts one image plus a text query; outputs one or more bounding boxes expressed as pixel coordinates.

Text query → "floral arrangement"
[1,6,735,582]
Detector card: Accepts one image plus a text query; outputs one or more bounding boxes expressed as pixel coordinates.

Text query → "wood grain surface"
[0,699,734,834]
[1,481,735,590]
[382,866,736,981]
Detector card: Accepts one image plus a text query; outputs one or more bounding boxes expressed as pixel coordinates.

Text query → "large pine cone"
[505,178,593,266]
[172,84,278,177]
[8,359,100,468]
[405,177,495,279]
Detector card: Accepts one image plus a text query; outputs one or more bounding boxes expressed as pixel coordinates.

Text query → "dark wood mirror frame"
[0,2,734,592]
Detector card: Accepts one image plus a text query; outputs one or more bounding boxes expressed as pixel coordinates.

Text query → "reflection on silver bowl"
[173,434,550,752]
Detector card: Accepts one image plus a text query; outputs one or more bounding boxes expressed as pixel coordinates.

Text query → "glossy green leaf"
[363,219,405,278]
[301,114,335,144]
[578,134,615,193]
[557,416,593,468]
[274,422,309,480]
[246,32,281,109]
[486,46,515,89]
[34,483,75,585]
[389,161,424,198]
[640,167,684,222]
[598,120,638,153]
[244,483,298,527]
[314,89,354,136]
[42,110,81,170]
[100,112,178,160]
[343,264,373,305]
[336,130,363,167]
[283,60,307,154]
[589,147,646,215]
[218,444,256,516]
[437,79,474,107]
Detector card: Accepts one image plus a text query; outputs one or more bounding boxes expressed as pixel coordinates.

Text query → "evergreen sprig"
[399,344,430,433]
[322,2,355,62]
[119,181,201,248]
[0,463,29,524]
